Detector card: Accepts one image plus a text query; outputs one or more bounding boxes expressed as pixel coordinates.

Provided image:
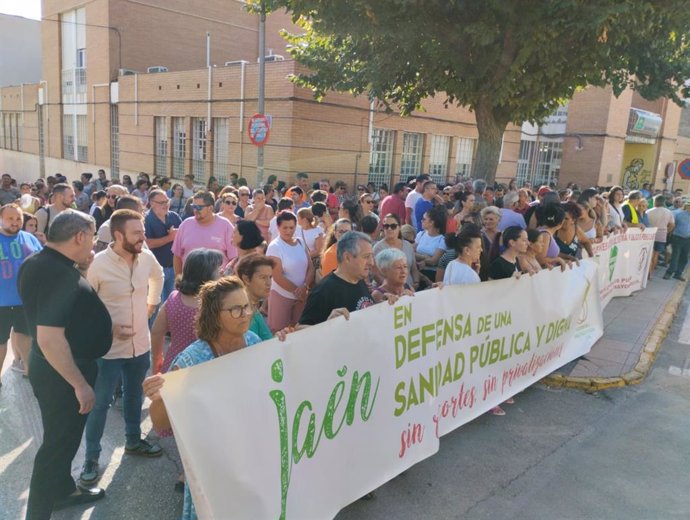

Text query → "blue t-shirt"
[0,230,43,306]
[414,198,434,232]
[144,210,182,268]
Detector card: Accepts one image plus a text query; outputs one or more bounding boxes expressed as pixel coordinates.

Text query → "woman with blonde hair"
[297,207,325,261]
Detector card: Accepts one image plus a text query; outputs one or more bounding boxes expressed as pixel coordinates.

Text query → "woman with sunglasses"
[143,276,265,520]
[218,192,241,225]
[372,213,419,288]
[359,192,380,223]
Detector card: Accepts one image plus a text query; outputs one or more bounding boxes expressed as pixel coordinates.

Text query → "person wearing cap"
[664,199,690,280]
[405,174,430,230]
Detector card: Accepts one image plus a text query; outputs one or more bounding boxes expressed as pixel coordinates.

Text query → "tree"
[252,0,690,183]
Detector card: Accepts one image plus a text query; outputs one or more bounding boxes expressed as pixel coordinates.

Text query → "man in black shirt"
[298,231,375,327]
[19,210,113,519]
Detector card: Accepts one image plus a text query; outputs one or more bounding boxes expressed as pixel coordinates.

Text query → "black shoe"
[673,275,686,281]
[663,273,672,280]
[53,486,105,511]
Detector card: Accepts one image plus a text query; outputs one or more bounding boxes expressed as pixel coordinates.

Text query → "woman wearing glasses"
[218,192,241,225]
[169,183,187,217]
[372,213,419,288]
[359,192,380,223]
[143,276,264,520]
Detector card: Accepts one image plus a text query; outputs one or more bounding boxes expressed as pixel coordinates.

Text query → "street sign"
[678,158,690,180]
[248,113,270,146]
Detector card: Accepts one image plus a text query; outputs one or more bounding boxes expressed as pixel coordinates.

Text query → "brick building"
[1,0,690,192]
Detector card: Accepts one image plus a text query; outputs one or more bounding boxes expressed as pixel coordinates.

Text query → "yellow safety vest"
[622,201,639,224]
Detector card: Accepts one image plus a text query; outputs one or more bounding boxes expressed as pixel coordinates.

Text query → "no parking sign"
[678,158,690,180]
[248,113,270,146]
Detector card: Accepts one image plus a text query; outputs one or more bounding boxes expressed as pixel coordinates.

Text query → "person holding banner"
[143,276,265,520]
[442,224,483,285]
[622,191,646,230]
[372,248,415,303]
[490,226,530,279]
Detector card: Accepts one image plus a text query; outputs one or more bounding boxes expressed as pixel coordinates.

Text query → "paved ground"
[1,274,689,520]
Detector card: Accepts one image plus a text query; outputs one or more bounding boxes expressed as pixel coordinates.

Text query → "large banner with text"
[161,261,603,520]
[589,228,656,308]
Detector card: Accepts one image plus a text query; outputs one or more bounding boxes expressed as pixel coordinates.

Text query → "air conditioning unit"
[224,60,250,67]
[258,55,285,63]
[118,68,138,76]
[147,66,168,73]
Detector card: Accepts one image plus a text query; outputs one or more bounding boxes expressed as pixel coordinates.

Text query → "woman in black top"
[489,226,529,280]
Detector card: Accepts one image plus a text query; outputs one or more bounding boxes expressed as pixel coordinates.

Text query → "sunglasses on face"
[191,204,210,211]
[107,195,119,200]
[363,200,374,204]
[383,223,398,230]
[224,199,237,206]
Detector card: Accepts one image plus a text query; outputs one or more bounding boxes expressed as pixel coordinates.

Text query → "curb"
[542,277,688,392]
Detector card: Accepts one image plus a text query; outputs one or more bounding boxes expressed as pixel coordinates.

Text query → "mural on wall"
[620,143,656,190]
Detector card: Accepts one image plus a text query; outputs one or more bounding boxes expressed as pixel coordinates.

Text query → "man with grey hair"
[18,210,112,517]
[298,231,375,327]
[498,191,527,231]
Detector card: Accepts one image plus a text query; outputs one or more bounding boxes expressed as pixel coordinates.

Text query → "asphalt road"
[1,289,689,520]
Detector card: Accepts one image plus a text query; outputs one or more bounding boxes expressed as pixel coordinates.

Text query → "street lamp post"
[257,0,266,186]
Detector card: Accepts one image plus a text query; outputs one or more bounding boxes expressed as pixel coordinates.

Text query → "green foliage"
[250,0,690,179]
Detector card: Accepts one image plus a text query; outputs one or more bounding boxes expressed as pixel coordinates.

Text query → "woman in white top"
[266,211,314,332]
[296,207,325,260]
[359,192,380,223]
[443,225,482,285]
[415,206,447,284]
[607,186,626,232]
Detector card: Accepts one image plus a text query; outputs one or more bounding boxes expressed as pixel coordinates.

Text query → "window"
[455,137,476,178]
[192,118,207,182]
[429,135,450,182]
[76,115,88,162]
[3,113,21,151]
[400,132,423,178]
[172,117,186,179]
[110,105,119,178]
[61,8,86,97]
[516,138,562,186]
[63,114,74,159]
[368,128,394,186]
[213,118,230,185]
[155,116,168,177]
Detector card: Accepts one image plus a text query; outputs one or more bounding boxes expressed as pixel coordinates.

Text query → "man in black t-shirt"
[18,210,113,519]
[298,231,375,327]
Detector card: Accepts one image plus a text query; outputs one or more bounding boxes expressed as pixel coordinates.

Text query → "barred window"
[368,128,394,187]
[63,114,74,160]
[400,132,423,179]
[155,116,168,177]
[192,118,207,183]
[429,135,450,182]
[76,115,88,162]
[455,137,476,177]
[172,117,186,179]
[213,118,230,185]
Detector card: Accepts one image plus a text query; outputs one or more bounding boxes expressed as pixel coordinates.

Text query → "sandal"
[125,438,163,458]
[505,398,515,405]
[490,406,506,416]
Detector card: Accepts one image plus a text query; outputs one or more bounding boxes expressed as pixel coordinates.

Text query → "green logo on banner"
[608,245,618,281]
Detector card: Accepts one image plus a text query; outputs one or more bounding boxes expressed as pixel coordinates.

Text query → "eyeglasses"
[363,200,374,205]
[191,204,211,211]
[224,199,237,206]
[382,223,398,230]
[107,195,119,200]
[220,303,252,318]
[150,199,169,205]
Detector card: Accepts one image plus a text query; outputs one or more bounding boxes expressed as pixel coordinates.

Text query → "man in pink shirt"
[171,191,237,275]
[379,182,409,222]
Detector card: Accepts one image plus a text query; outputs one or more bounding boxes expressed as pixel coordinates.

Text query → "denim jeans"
[149,266,176,328]
[84,352,151,462]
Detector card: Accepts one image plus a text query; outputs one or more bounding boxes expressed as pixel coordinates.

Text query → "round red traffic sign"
[248,114,270,146]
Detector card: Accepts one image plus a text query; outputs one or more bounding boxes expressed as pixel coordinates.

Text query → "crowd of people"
[0,167,688,520]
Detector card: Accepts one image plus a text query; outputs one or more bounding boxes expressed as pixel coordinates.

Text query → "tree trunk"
[472,99,508,185]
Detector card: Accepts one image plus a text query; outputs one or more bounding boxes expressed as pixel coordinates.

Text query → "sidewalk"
[545,267,687,388]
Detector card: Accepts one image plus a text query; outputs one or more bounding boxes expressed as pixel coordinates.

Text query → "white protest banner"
[589,228,656,308]
[161,261,603,520]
